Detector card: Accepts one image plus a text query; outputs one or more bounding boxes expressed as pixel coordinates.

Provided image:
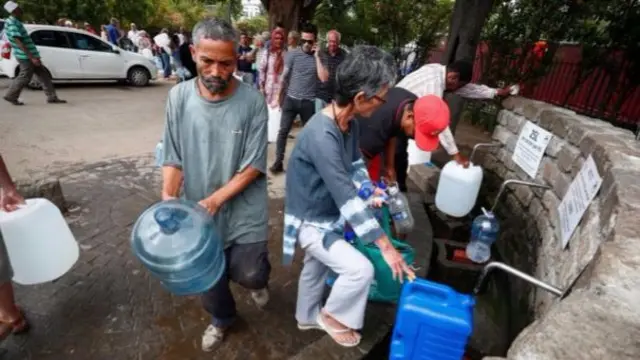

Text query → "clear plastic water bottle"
[131,199,226,295]
[387,183,414,234]
[155,141,164,168]
[465,208,500,264]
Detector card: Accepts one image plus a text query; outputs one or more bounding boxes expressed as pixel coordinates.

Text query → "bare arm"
[384,137,397,182]
[206,167,262,207]
[161,166,183,199]
[0,155,17,191]
[12,38,37,60]
[316,52,329,82]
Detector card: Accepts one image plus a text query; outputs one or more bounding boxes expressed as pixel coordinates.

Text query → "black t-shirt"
[357,87,417,159]
[179,43,197,79]
[237,45,253,72]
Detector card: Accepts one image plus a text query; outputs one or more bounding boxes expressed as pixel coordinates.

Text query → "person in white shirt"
[127,23,140,47]
[398,61,511,156]
[393,60,512,190]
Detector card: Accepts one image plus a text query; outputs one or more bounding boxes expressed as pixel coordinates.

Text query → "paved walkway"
[1,155,433,360]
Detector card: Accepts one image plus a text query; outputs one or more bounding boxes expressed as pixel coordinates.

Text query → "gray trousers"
[296,225,374,330]
[5,59,57,101]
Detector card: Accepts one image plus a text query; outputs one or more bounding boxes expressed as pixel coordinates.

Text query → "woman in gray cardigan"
[283,46,415,347]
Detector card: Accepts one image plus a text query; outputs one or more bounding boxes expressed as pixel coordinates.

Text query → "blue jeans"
[160,52,171,78]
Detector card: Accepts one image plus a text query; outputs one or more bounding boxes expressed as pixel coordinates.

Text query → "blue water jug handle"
[154,207,188,235]
[411,278,458,303]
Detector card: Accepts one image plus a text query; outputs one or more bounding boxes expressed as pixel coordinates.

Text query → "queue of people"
[0,11,516,352]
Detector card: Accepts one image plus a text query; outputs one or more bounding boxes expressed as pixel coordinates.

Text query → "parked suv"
[0,24,157,87]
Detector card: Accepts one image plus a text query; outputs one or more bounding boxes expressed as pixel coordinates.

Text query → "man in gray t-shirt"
[161,18,270,353]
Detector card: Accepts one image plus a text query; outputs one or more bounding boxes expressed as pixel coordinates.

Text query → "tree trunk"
[261,0,319,31]
[442,0,494,134]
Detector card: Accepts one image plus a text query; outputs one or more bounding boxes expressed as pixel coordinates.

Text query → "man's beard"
[199,74,230,94]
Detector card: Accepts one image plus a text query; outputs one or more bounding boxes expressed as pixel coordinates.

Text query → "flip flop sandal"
[315,313,361,348]
[297,322,322,331]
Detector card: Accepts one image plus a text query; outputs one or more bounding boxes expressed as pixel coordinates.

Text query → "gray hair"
[326,30,341,42]
[192,18,238,48]
[334,45,396,106]
[261,31,270,41]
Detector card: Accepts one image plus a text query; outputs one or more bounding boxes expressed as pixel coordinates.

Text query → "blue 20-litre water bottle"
[387,183,414,234]
[465,207,500,263]
[131,199,226,295]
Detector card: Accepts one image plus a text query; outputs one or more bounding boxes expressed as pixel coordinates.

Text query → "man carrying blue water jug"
[160,19,271,352]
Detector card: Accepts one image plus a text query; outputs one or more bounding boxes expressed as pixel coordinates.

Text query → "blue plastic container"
[390,278,475,360]
[131,199,225,295]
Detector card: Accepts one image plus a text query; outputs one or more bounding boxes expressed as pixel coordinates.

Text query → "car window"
[31,30,71,48]
[70,33,112,52]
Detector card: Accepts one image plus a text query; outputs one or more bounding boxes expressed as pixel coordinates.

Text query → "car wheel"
[26,67,52,90]
[127,66,150,87]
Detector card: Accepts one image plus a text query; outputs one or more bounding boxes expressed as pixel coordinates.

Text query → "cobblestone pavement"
[0,155,433,360]
[1,156,323,360]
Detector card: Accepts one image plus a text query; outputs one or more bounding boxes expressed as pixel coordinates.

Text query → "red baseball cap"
[413,95,450,151]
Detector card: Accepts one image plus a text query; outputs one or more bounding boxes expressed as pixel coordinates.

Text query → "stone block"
[15,177,66,212]
[566,122,607,146]
[544,137,565,158]
[505,112,527,134]
[541,190,561,229]
[542,161,570,199]
[569,156,585,178]
[522,102,553,122]
[501,96,529,112]
[514,185,534,208]
[556,145,581,173]
[492,125,513,145]
[497,110,509,126]
[505,136,518,153]
[407,164,440,195]
[529,198,544,219]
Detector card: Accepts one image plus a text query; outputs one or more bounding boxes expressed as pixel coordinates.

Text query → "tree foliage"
[18,0,245,31]
[235,15,269,36]
[479,0,640,119]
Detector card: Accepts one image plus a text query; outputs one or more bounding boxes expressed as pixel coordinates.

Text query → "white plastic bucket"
[268,107,281,143]
[0,198,79,285]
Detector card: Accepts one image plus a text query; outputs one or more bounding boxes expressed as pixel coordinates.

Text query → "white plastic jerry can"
[0,198,79,285]
[435,160,483,218]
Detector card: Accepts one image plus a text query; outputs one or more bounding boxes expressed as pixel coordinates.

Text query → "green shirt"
[4,16,39,60]
[162,79,269,248]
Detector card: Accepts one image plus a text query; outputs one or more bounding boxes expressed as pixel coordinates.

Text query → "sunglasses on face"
[300,39,315,45]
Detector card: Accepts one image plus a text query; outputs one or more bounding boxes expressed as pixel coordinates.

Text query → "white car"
[0,24,157,87]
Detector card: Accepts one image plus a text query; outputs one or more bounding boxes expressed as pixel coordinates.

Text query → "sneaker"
[201,324,225,352]
[269,162,284,174]
[47,98,67,104]
[251,288,269,308]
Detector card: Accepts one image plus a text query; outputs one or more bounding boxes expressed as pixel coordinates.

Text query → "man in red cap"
[357,88,454,184]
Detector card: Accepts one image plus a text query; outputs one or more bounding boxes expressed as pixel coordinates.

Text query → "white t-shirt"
[128,30,140,46]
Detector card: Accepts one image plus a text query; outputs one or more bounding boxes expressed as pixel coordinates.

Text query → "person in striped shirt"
[393,61,512,190]
[283,46,414,348]
[269,22,328,174]
[2,1,65,106]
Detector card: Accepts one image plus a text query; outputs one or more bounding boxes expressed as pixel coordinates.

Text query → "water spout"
[473,261,563,297]
[470,142,502,164]
[491,179,551,213]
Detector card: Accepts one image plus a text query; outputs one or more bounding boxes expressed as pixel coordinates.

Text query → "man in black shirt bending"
[357,89,459,190]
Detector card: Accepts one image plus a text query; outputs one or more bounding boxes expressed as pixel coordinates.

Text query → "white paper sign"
[512,121,553,178]
[558,155,603,248]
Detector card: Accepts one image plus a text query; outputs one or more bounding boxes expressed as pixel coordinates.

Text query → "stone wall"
[480,97,640,359]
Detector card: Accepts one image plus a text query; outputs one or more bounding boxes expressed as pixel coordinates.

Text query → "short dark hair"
[448,60,473,83]
[240,32,248,37]
[275,22,285,29]
[300,22,317,37]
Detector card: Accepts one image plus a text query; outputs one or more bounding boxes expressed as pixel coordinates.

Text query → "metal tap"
[473,261,563,298]
[491,179,551,213]
[469,142,502,164]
